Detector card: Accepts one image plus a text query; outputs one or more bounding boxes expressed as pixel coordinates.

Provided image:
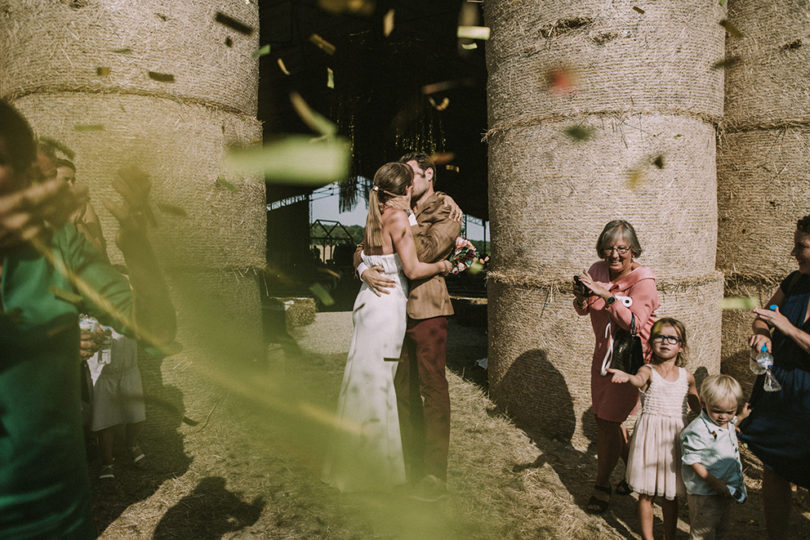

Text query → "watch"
[606,296,616,305]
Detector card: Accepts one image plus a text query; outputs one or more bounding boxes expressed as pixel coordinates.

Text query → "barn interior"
[258,1,488,304]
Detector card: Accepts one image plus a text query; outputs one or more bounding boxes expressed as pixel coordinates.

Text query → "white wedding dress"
[322,252,408,492]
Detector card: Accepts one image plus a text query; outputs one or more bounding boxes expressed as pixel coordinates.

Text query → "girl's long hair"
[648,317,688,366]
[364,162,413,248]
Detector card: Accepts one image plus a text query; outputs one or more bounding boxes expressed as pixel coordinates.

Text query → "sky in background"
[309,182,489,242]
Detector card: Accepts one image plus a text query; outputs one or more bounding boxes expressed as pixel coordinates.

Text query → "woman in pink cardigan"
[574,220,660,513]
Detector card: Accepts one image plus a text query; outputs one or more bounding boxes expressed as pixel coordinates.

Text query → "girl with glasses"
[607,318,701,540]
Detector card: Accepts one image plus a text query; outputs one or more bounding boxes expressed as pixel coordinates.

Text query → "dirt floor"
[91,312,810,539]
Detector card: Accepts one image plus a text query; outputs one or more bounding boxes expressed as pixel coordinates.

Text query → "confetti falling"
[547,67,576,94]
[429,152,456,165]
[49,285,83,305]
[652,155,665,169]
[457,26,490,40]
[156,202,189,217]
[317,0,375,15]
[252,44,271,58]
[309,34,336,55]
[224,135,351,185]
[383,9,395,37]
[632,6,645,14]
[148,71,175,83]
[289,92,338,137]
[216,177,240,192]
[277,58,291,76]
[626,167,645,189]
[309,283,335,306]
[721,296,761,310]
[563,125,594,141]
[112,48,132,54]
[712,56,741,70]
[327,67,335,89]
[96,67,111,76]
[214,11,254,35]
[428,96,450,111]
[719,19,743,38]
[468,261,484,276]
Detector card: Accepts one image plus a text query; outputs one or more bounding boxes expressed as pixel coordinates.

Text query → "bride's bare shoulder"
[381,207,409,228]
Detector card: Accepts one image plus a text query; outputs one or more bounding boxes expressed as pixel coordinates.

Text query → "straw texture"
[723,0,810,131]
[0,0,259,116]
[488,115,719,279]
[717,1,810,370]
[485,0,724,445]
[14,93,266,271]
[717,127,810,279]
[485,0,726,130]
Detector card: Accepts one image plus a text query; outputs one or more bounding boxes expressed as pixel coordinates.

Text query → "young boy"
[680,374,750,540]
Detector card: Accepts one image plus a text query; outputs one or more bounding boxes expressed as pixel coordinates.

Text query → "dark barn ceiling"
[258,0,488,220]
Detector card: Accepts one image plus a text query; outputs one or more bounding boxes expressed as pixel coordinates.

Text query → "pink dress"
[574,261,659,422]
[625,366,689,500]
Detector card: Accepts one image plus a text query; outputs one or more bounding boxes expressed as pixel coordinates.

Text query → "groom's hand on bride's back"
[361,265,395,296]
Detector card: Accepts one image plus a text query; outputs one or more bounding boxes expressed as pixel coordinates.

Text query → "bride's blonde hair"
[364,162,413,248]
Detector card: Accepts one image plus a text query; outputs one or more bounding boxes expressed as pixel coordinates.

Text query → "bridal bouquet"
[450,234,478,275]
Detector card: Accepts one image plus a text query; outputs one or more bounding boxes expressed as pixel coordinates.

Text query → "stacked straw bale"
[717,0,810,392]
[0,1,264,421]
[485,0,725,448]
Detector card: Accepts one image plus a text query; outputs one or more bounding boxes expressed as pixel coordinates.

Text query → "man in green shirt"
[0,100,176,538]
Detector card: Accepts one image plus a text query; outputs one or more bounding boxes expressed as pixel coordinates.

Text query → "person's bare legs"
[638,494,655,540]
[763,468,791,539]
[661,497,678,540]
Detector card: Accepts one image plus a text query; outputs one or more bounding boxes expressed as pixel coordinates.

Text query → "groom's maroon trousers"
[395,316,450,482]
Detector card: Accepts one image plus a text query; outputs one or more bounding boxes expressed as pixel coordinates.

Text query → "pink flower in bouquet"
[450,235,477,275]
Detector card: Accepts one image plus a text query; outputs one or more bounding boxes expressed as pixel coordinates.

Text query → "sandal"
[585,484,611,514]
[98,464,115,481]
[615,479,632,496]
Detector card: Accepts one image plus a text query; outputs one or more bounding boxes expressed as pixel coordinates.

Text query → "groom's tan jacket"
[354,192,460,320]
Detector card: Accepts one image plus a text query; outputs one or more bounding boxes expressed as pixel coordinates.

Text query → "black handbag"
[610,313,644,375]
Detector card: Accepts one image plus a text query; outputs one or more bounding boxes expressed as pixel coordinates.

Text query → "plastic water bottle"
[749,345,767,375]
[753,344,782,392]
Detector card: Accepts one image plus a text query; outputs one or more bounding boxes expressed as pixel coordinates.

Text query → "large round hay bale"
[485,1,725,126]
[485,0,725,445]
[717,127,809,278]
[13,93,265,271]
[0,0,259,116]
[717,1,810,378]
[488,115,719,279]
[723,0,810,130]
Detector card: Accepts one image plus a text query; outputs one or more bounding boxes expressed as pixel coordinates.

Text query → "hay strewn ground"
[93,313,810,538]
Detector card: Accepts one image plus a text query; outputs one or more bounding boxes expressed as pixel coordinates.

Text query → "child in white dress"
[608,317,701,540]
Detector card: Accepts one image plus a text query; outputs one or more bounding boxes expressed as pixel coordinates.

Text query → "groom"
[354,152,461,499]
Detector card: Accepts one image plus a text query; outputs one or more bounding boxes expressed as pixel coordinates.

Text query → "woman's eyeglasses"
[652,334,682,344]
[602,246,631,255]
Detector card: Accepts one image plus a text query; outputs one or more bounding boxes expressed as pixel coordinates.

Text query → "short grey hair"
[596,220,643,258]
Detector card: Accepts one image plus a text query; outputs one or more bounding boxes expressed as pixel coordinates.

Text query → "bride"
[322,162,452,492]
